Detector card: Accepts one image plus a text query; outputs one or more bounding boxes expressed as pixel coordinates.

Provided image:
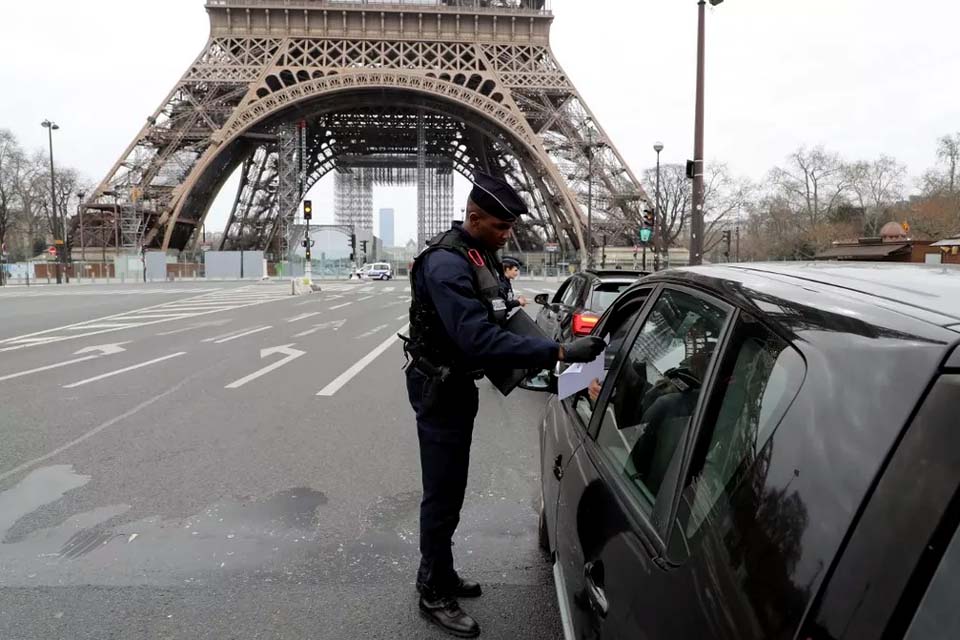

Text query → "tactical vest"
[408,226,508,367]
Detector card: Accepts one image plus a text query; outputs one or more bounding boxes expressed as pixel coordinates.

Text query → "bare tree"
[642,163,691,252]
[703,163,752,255]
[845,155,907,235]
[937,133,960,194]
[769,146,852,230]
[0,129,19,263]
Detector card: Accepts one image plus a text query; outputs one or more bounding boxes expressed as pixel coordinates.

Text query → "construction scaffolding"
[334,170,374,232]
[334,161,455,249]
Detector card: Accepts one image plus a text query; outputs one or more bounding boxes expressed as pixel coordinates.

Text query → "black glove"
[561,336,606,363]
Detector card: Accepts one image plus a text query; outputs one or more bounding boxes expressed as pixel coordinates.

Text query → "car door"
[538,276,582,341]
[554,286,735,639]
[542,286,657,556]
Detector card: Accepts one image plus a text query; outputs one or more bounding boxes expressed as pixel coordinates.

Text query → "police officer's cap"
[469,173,528,222]
[501,256,523,269]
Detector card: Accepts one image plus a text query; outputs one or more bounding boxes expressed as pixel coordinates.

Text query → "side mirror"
[519,370,558,394]
[534,293,549,306]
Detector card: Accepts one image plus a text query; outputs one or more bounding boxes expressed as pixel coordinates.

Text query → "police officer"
[499,256,526,310]
[404,173,605,637]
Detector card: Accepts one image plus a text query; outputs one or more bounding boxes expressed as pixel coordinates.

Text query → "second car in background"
[534,269,645,342]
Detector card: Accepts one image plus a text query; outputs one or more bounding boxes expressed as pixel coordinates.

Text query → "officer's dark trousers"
[406,367,480,594]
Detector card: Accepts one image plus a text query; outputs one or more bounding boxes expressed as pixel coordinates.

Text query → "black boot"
[417,575,483,599]
[418,589,481,638]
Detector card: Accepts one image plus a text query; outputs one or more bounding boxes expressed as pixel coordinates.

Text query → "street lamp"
[653,142,664,271]
[77,190,86,263]
[41,119,63,284]
[690,0,724,266]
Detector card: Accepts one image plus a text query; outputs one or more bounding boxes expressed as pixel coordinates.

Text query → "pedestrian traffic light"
[303,200,313,221]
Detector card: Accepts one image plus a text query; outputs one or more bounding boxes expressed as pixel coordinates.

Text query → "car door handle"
[584,560,609,618]
[552,454,563,480]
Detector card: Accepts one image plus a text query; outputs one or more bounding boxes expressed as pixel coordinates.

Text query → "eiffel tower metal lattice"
[79,0,650,256]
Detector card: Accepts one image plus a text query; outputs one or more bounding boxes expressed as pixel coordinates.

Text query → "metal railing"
[206,0,552,17]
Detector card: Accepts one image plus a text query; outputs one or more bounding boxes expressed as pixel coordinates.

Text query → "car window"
[671,314,805,549]
[593,289,729,512]
[552,279,571,304]
[589,282,632,314]
[904,522,960,640]
[568,290,653,426]
[560,277,583,307]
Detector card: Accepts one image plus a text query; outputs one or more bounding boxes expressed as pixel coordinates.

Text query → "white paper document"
[557,350,605,400]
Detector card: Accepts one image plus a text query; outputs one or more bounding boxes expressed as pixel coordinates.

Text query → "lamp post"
[653,142,664,271]
[41,119,63,284]
[690,0,723,266]
[77,190,86,263]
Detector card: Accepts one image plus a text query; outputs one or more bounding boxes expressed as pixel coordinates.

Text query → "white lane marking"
[0,377,193,483]
[1,344,129,382]
[62,352,186,389]
[383,287,396,292]
[0,356,99,382]
[317,324,408,397]
[0,291,219,344]
[355,324,388,340]
[325,295,344,301]
[358,295,375,302]
[286,312,321,324]
[293,319,346,337]
[213,326,272,344]
[330,302,353,310]
[225,344,306,389]
[156,319,232,336]
[395,314,408,321]
[0,285,292,351]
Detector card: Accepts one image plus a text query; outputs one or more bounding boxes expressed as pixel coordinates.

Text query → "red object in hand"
[572,312,600,336]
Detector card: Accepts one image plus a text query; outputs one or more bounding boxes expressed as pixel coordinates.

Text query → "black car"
[534,270,644,343]
[526,263,960,640]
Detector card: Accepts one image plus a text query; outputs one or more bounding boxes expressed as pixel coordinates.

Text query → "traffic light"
[349,233,357,261]
[722,230,732,260]
[303,200,313,221]
[639,209,654,244]
[360,240,368,254]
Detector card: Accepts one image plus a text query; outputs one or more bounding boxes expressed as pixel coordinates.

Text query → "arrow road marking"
[293,319,346,338]
[317,324,408,397]
[286,312,321,323]
[225,344,306,389]
[0,343,129,383]
[63,352,186,389]
[355,324,388,340]
[74,343,129,356]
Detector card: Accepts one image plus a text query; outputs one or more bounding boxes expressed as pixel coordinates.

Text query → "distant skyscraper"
[379,208,395,247]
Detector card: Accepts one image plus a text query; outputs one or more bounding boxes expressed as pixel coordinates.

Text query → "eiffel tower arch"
[80,1,650,257]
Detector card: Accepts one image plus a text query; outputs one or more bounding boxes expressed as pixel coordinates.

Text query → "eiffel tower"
[79,0,649,256]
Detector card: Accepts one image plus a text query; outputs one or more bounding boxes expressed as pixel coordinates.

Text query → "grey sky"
[1,0,957,245]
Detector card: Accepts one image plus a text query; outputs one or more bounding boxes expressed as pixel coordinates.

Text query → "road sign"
[48,246,57,256]
[54,239,65,245]
[545,243,560,253]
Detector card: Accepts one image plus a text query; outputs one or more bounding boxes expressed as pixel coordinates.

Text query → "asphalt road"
[0,278,562,640]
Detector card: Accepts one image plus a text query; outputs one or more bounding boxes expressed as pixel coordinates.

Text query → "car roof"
[726,262,960,325]
[637,262,960,338]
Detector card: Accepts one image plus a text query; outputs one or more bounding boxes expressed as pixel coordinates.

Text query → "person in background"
[500,256,527,310]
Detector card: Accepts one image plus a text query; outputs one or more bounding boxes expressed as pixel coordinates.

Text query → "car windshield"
[589,282,633,313]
